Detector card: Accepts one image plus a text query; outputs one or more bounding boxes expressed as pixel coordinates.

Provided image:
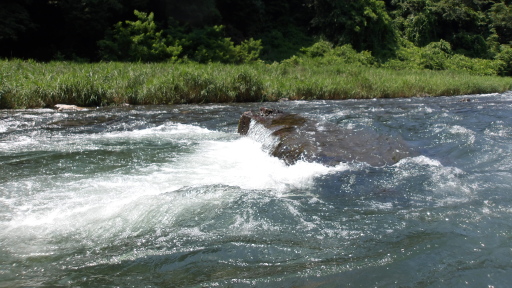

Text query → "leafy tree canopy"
[99,10,262,63]
[0,0,34,41]
[1,0,512,64]
[308,0,398,57]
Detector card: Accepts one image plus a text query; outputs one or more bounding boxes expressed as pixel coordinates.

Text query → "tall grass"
[1,59,511,109]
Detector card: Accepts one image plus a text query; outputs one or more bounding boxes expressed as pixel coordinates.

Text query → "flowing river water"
[1,92,512,287]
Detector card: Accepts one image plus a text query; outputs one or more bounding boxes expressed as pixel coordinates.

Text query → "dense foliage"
[308,0,398,57]
[0,0,512,74]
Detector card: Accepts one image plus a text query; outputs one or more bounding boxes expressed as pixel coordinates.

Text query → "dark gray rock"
[238,107,414,166]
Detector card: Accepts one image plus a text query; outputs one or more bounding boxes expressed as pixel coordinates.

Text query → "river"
[1,92,512,287]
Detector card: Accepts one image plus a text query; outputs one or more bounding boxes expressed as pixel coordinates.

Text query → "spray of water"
[0,122,348,262]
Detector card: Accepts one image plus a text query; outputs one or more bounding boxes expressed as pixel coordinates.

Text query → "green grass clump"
[1,59,511,109]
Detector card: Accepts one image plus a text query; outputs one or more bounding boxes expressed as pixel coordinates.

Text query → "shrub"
[299,40,376,66]
[419,40,453,70]
[451,32,489,58]
[180,26,263,64]
[495,46,512,76]
[259,26,314,62]
[446,54,500,76]
[183,25,236,63]
[99,11,262,64]
[328,44,375,65]
[300,40,332,58]
[98,10,182,62]
[234,38,263,63]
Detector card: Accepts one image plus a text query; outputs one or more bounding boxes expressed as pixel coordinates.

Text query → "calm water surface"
[1,93,512,287]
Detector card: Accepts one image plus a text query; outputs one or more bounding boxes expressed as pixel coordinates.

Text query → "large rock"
[238,107,413,166]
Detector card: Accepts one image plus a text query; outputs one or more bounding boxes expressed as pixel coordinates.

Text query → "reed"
[1,59,511,109]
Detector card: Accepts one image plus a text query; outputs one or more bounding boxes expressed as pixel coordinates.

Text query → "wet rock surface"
[54,104,89,111]
[238,107,414,166]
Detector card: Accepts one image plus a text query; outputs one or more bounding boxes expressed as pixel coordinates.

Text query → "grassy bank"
[1,59,511,109]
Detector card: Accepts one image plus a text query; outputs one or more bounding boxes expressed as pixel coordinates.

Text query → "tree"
[99,10,182,62]
[0,0,36,58]
[149,0,220,27]
[0,0,152,60]
[99,10,262,63]
[50,0,126,60]
[391,0,494,57]
[308,0,397,57]
[215,0,265,39]
[167,23,263,63]
[0,0,34,41]
[489,2,512,44]
[391,0,438,46]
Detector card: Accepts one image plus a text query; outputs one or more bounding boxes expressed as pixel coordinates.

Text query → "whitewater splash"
[1,122,347,245]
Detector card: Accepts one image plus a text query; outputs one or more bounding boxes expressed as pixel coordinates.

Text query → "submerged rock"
[238,107,413,166]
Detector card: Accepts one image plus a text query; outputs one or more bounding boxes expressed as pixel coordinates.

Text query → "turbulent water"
[1,92,512,287]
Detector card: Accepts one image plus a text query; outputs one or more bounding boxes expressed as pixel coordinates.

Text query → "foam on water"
[0,122,218,153]
[169,136,348,191]
[0,122,348,259]
[392,155,473,206]
[2,132,452,242]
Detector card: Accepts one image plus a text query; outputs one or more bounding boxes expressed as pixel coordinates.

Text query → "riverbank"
[1,59,511,109]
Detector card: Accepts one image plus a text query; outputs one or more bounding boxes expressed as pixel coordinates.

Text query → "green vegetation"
[98,11,262,64]
[2,58,511,109]
[2,0,512,65]
[2,1,512,109]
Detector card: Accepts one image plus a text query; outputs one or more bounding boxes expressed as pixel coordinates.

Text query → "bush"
[379,39,505,76]
[259,26,314,62]
[495,46,512,76]
[181,26,263,63]
[328,45,375,65]
[446,54,501,76]
[99,11,262,64]
[300,40,332,58]
[234,38,263,63]
[98,10,182,62]
[452,32,489,58]
[420,40,453,70]
[299,40,376,66]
